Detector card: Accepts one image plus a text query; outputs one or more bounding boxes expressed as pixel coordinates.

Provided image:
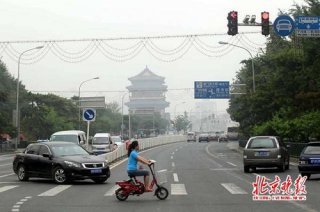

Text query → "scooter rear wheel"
[115,188,129,201]
[155,186,169,200]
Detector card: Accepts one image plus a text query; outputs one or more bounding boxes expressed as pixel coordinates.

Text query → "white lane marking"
[38,185,72,196]
[0,185,19,193]
[253,173,271,181]
[171,152,175,155]
[16,202,23,205]
[0,163,11,167]
[172,162,175,167]
[173,173,179,182]
[13,205,20,208]
[25,196,32,199]
[20,199,28,202]
[175,149,178,151]
[104,185,119,196]
[210,168,238,171]
[171,184,187,195]
[171,156,173,159]
[221,183,248,194]
[205,145,223,168]
[227,162,237,167]
[0,173,15,178]
[11,209,19,212]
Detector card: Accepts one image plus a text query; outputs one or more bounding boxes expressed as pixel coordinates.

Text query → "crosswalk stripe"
[0,185,19,193]
[38,185,71,196]
[221,183,247,194]
[104,185,119,196]
[171,184,187,195]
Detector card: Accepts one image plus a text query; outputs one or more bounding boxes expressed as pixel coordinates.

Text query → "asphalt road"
[1,141,320,212]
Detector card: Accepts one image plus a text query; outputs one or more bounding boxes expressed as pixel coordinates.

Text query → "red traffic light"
[231,11,237,19]
[262,12,269,20]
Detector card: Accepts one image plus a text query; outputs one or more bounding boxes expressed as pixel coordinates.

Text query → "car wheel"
[244,165,250,173]
[301,173,311,180]
[53,166,68,184]
[92,177,108,184]
[17,164,29,181]
[285,158,290,170]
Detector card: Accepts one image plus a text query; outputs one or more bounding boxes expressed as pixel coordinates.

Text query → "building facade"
[125,67,169,116]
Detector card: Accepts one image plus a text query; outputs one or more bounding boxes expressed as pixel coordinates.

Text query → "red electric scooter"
[115,160,169,201]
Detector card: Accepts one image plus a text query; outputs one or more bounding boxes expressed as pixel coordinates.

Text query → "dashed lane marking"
[171,184,187,195]
[38,185,72,197]
[104,185,119,196]
[226,162,237,167]
[221,183,248,194]
[173,173,179,182]
[0,185,19,193]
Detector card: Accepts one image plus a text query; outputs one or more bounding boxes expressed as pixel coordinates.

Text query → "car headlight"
[64,161,81,168]
[243,155,247,159]
[277,155,281,159]
[103,160,109,167]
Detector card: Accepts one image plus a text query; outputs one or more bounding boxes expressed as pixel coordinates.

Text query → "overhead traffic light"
[261,11,270,36]
[227,11,238,36]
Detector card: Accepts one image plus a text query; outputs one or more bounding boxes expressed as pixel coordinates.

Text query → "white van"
[49,130,86,146]
[92,133,113,154]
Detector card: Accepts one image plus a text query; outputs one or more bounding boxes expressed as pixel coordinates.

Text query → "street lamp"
[174,101,186,118]
[78,77,99,130]
[218,41,255,92]
[15,46,44,149]
[121,92,129,138]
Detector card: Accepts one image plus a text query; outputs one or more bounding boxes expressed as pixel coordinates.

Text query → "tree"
[174,112,190,133]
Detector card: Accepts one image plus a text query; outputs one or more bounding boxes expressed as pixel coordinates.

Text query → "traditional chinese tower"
[125,66,169,116]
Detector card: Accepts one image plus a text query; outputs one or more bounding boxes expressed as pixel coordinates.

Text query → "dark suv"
[243,136,290,173]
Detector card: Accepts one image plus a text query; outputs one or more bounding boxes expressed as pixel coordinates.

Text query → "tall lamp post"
[218,41,255,93]
[174,101,186,118]
[15,46,44,149]
[78,77,99,130]
[121,92,129,138]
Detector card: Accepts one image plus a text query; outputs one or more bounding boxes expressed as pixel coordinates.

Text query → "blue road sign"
[194,81,230,99]
[295,16,320,37]
[273,15,295,36]
[83,108,96,121]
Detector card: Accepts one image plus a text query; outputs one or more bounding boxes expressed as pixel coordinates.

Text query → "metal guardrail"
[101,135,186,164]
[0,143,11,153]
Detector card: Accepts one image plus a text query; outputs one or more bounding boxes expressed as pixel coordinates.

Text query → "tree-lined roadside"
[228,0,320,142]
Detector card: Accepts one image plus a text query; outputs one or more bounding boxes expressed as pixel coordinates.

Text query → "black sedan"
[298,142,320,179]
[13,141,110,184]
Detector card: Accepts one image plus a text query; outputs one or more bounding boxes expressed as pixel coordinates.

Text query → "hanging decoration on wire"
[0,32,265,64]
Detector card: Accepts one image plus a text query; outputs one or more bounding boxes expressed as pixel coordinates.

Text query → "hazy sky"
[0,0,304,115]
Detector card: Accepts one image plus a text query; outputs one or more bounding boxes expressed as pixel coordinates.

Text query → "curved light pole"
[218,41,255,93]
[78,77,99,130]
[15,46,44,149]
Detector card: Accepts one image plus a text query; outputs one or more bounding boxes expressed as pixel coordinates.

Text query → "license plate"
[310,159,320,164]
[91,169,102,174]
[254,151,269,156]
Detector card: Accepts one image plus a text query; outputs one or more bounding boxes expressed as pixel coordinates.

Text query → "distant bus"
[227,127,239,140]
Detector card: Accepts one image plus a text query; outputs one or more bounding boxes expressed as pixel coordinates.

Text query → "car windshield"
[93,137,110,144]
[111,136,122,143]
[303,146,320,155]
[50,135,78,143]
[51,144,89,156]
[248,138,276,149]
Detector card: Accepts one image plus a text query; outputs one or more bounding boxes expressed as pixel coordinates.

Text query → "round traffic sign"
[273,15,295,36]
[83,108,96,121]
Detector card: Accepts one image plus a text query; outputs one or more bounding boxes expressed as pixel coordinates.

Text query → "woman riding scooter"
[127,140,153,192]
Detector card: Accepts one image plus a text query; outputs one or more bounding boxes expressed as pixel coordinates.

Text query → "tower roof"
[129,66,164,81]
